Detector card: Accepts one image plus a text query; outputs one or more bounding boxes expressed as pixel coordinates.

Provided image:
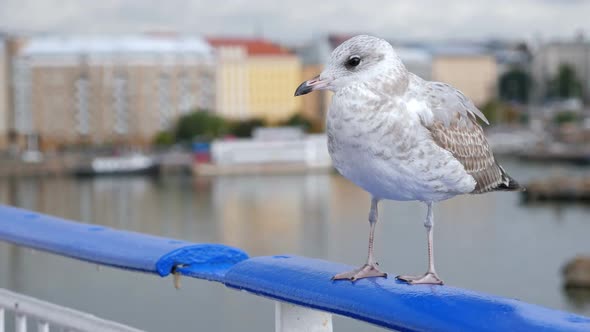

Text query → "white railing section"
[275,302,333,332]
[0,288,144,332]
[0,288,328,332]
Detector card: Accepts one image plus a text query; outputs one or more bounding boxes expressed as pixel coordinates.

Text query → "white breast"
[327,92,475,202]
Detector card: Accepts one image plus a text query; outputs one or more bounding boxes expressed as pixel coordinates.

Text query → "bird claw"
[396,272,443,285]
[332,263,388,281]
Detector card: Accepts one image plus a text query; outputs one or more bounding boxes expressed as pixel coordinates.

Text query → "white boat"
[74,154,160,177]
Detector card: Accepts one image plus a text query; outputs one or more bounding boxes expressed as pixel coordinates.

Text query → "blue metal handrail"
[1,204,589,332]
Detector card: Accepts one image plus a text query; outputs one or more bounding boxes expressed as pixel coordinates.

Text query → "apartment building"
[432,50,497,107]
[532,40,590,103]
[11,35,215,149]
[0,39,8,149]
[208,38,302,123]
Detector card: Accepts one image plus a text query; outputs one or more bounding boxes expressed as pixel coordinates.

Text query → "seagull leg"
[332,197,388,281]
[397,202,444,285]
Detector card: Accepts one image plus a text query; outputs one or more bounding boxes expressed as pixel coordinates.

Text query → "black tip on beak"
[294,81,313,96]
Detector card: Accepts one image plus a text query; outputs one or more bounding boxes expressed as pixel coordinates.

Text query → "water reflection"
[211,175,331,255]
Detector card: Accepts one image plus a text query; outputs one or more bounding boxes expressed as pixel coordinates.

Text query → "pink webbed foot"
[332,263,388,281]
[396,272,444,285]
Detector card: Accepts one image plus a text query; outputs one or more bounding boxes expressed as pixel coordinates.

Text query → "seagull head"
[295,35,404,96]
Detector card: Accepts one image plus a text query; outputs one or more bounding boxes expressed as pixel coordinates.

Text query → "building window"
[13,58,33,135]
[199,67,214,111]
[158,71,172,130]
[178,72,194,114]
[75,76,90,135]
[113,73,128,135]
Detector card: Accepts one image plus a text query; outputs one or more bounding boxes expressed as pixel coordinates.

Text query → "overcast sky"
[0,0,588,44]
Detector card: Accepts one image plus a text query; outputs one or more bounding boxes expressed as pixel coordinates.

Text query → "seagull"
[294,35,523,285]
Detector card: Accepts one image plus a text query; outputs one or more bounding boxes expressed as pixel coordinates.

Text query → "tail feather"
[495,166,525,192]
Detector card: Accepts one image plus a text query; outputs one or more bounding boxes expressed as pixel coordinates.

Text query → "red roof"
[206,38,292,56]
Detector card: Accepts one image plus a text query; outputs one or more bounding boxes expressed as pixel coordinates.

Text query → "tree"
[548,64,582,99]
[480,100,522,124]
[480,100,499,124]
[174,111,229,142]
[153,131,174,146]
[499,69,531,103]
[280,114,313,132]
[554,111,578,125]
[229,118,265,138]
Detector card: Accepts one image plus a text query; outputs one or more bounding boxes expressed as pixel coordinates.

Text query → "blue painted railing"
[1,204,589,332]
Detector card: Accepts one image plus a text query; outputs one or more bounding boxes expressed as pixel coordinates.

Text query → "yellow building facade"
[432,55,497,107]
[209,39,302,123]
[299,64,332,128]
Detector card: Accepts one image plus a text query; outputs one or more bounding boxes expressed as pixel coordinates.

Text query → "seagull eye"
[346,56,361,68]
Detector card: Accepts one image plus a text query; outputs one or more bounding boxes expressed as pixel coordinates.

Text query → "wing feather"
[421,81,520,193]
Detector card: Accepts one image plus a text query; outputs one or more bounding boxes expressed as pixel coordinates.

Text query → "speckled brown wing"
[428,121,511,193]
[423,81,521,194]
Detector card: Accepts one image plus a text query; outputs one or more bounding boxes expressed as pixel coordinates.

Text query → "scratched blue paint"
[1,204,589,332]
[0,205,248,278]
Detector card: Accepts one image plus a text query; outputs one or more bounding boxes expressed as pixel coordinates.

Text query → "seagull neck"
[365,68,410,98]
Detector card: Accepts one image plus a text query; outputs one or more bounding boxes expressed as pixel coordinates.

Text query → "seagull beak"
[294,75,330,96]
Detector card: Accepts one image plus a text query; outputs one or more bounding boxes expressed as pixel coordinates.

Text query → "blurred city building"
[431,46,497,107]
[532,38,590,104]
[299,64,330,126]
[394,46,433,81]
[0,38,9,149]
[9,35,215,150]
[296,36,334,66]
[1,31,589,152]
[294,36,336,126]
[207,38,302,123]
[201,127,331,176]
[491,41,531,75]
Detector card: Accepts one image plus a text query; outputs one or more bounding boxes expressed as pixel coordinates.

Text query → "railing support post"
[15,313,26,332]
[0,307,4,332]
[37,321,49,332]
[275,302,332,332]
